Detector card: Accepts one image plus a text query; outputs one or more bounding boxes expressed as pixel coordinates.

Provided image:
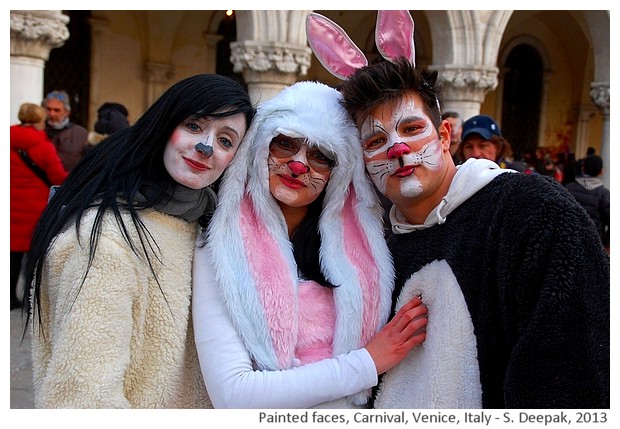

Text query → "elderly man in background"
[43,90,89,171]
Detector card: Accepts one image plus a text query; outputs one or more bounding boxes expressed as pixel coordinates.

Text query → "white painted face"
[359,93,448,203]
[267,135,333,208]
[163,112,247,189]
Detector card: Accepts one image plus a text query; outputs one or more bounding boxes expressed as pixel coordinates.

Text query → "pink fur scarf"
[239,189,381,368]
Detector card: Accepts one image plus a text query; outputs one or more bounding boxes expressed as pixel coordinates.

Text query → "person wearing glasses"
[43,90,89,171]
[192,81,428,409]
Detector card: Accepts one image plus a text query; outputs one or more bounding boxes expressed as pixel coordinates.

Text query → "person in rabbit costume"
[307,11,609,409]
[192,81,428,409]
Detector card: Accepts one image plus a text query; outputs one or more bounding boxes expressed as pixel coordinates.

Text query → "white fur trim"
[374,260,482,408]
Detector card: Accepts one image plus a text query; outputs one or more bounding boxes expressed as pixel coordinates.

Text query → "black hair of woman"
[23,73,255,334]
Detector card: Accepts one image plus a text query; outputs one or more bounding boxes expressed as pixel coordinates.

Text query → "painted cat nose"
[287,160,309,176]
[195,142,213,158]
[387,142,411,159]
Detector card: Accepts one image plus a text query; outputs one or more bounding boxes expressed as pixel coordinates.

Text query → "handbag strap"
[16,149,52,187]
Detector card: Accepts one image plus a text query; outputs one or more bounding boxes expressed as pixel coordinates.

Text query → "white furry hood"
[204,81,394,404]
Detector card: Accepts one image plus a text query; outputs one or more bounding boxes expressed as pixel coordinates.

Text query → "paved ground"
[10,306,34,409]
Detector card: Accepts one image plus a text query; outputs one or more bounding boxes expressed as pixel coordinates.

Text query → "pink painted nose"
[288,160,309,176]
[387,142,411,159]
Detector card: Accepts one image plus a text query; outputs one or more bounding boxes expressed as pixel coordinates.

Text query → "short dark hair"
[583,155,603,176]
[98,102,129,118]
[339,57,443,132]
[442,111,460,120]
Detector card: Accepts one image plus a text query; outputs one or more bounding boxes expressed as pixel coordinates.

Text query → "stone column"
[537,71,552,147]
[10,10,69,124]
[431,65,499,121]
[203,33,224,75]
[230,41,311,105]
[144,61,174,108]
[590,82,610,189]
[573,105,597,163]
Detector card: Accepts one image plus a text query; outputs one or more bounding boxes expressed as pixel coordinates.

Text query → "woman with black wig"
[24,74,255,408]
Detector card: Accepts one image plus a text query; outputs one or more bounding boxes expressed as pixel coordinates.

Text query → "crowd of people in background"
[451,112,603,188]
[446,110,609,255]
[10,10,609,409]
[10,92,130,309]
[10,103,68,310]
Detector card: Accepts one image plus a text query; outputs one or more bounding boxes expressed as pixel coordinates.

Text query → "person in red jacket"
[10,102,68,310]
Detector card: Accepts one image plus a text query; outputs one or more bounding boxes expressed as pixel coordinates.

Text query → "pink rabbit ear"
[375,10,416,67]
[306,12,368,80]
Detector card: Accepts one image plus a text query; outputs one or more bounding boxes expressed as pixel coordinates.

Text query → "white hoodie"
[390,158,516,233]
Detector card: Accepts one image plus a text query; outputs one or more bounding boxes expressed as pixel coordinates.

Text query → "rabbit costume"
[306,10,610,409]
[193,81,394,408]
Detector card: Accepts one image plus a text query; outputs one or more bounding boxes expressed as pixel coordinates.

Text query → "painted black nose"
[195,142,214,157]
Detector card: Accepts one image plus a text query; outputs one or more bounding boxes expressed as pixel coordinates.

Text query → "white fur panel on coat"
[374,260,482,408]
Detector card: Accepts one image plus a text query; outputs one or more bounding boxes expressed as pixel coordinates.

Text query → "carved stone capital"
[144,61,174,84]
[10,10,70,60]
[590,82,610,116]
[431,65,499,103]
[230,41,311,75]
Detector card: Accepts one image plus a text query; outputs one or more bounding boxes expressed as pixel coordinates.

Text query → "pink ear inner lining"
[307,13,368,80]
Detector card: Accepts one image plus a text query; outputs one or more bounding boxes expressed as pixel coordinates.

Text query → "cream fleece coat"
[31,207,211,408]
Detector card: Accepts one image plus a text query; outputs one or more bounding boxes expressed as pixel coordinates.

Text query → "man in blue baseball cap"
[458,114,513,169]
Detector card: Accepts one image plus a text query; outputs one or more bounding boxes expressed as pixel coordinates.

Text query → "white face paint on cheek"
[366,159,397,194]
[401,138,443,170]
[211,144,235,173]
[366,139,442,197]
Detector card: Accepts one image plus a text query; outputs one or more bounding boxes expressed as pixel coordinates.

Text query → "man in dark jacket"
[566,155,610,253]
[43,90,89,171]
[340,59,610,409]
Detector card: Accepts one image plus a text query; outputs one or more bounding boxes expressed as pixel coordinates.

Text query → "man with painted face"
[192,81,428,408]
[339,58,609,409]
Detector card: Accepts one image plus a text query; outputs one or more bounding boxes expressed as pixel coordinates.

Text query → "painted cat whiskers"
[361,100,443,196]
[268,153,328,196]
[365,140,441,196]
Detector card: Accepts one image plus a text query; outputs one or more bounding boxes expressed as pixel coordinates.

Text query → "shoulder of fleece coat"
[32,207,199,408]
[57,207,197,268]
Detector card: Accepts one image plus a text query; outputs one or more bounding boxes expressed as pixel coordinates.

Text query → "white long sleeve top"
[192,243,378,409]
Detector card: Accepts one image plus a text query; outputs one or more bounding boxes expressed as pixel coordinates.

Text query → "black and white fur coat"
[374,159,610,409]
